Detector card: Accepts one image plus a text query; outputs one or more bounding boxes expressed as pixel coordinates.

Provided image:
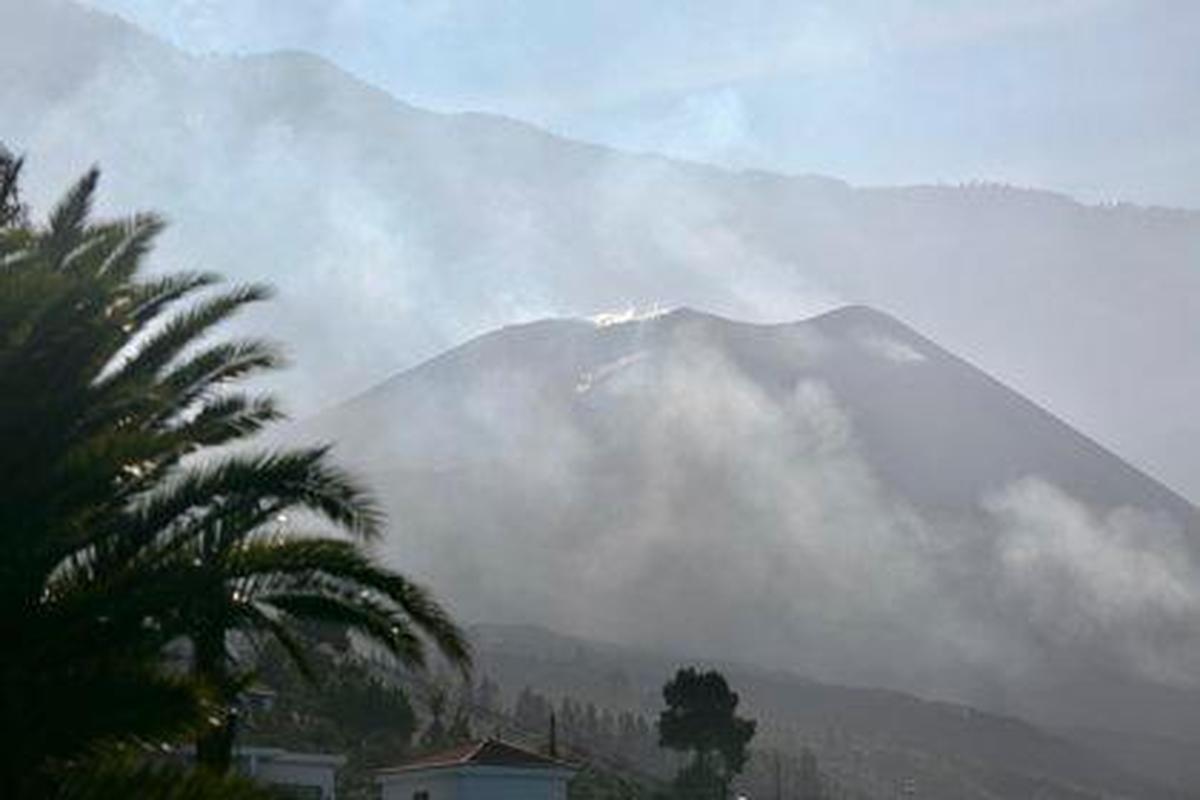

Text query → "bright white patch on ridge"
[588,304,673,327]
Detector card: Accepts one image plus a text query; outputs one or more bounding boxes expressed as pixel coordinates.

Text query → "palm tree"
[0,165,469,792]
[0,144,24,225]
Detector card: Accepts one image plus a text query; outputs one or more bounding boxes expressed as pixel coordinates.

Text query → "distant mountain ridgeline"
[4,0,1200,500]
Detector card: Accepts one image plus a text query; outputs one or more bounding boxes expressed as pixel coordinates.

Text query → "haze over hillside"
[469,622,1192,799]
[299,306,1200,747]
[3,0,1200,501]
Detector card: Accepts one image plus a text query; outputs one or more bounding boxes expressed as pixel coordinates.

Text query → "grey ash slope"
[310,304,1197,525]
[806,306,1198,522]
[298,306,1200,753]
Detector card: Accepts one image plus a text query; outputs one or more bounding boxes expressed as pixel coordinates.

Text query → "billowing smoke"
[295,310,1200,739]
[987,478,1200,687]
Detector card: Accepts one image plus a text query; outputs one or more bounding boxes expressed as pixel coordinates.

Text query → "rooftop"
[377,739,575,775]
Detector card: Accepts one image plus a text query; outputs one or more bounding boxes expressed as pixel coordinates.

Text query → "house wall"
[255,758,338,799]
[378,766,573,800]
[459,769,570,800]
[181,748,342,800]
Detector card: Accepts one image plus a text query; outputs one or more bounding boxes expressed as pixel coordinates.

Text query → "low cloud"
[858,333,927,363]
[986,477,1200,687]
[308,319,1200,737]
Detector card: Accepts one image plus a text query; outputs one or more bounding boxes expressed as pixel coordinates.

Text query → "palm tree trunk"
[195,713,237,773]
[193,626,236,773]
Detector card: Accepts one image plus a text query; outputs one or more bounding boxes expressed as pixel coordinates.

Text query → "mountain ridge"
[97,3,1200,220]
[6,0,1200,500]
[293,304,1200,747]
[315,303,1197,522]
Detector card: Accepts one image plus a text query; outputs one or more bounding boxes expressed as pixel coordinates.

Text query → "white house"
[233,747,345,799]
[174,745,344,798]
[377,739,577,800]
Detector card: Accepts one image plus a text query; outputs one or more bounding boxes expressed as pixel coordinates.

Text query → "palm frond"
[94,214,166,282]
[114,284,273,384]
[126,271,221,329]
[176,393,284,449]
[234,600,317,683]
[262,590,428,667]
[157,340,284,420]
[226,537,471,669]
[39,168,99,265]
[131,448,383,549]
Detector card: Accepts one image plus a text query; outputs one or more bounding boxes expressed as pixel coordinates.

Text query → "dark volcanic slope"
[807,306,1197,521]
[312,305,1197,525]
[298,306,1200,745]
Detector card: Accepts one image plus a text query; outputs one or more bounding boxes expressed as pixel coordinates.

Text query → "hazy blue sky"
[78,0,1200,206]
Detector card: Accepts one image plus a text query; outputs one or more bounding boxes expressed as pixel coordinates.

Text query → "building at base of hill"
[377,739,576,800]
